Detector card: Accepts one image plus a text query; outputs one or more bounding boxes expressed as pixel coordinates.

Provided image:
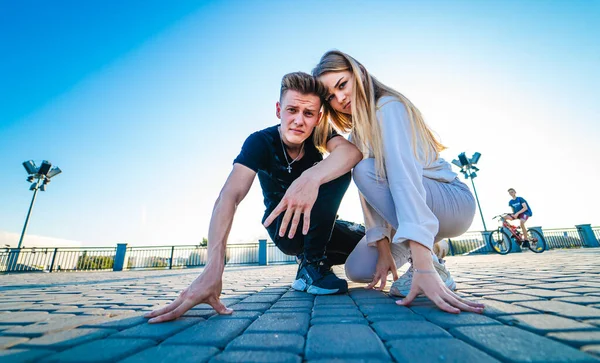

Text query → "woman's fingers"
[366,273,381,290]
[431,295,460,314]
[208,297,233,315]
[443,292,483,313]
[396,287,419,306]
[391,268,399,281]
[449,291,485,309]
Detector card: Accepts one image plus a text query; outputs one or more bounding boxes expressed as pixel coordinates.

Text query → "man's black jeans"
[265,172,364,264]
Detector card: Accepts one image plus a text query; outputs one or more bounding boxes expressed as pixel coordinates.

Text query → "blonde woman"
[313,50,483,314]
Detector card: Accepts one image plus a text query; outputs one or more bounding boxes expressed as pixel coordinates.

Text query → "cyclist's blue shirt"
[509,197,532,216]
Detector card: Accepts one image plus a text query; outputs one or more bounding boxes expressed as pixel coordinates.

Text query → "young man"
[506,188,533,241]
[145,72,364,323]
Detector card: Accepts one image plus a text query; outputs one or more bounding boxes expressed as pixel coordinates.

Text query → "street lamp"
[17,160,62,249]
[452,152,487,231]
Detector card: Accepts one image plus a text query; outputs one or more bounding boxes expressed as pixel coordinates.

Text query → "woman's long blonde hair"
[312,50,446,178]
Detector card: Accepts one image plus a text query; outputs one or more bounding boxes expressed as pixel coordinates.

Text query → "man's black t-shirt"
[233,125,338,222]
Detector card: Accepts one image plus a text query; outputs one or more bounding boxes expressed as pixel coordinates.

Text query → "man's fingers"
[278,208,293,237]
[209,298,233,315]
[392,268,399,281]
[263,202,286,228]
[144,298,182,318]
[148,299,195,323]
[302,209,311,235]
[287,209,302,239]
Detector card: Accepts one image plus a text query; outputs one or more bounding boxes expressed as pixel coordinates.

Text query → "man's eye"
[305,112,313,117]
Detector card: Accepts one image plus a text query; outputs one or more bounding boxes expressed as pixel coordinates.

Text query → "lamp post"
[452,152,487,231]
[17,160,62,249]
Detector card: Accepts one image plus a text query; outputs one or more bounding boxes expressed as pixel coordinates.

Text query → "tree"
[200,237,208,247]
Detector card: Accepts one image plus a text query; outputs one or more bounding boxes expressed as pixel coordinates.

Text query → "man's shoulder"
[244,125,278,145]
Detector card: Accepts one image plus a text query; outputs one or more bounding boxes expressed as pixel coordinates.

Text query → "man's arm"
[145,164,256,323]
[513,202,528,217]
[264,136,362,238]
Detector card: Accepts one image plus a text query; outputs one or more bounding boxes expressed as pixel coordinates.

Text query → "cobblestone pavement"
[1,249,600,362]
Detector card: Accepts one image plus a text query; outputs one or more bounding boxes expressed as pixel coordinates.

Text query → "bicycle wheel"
[489,230,512,254]
[527,229,546,253]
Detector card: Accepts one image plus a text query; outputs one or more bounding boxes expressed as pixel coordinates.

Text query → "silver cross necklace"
[278,127,304,173]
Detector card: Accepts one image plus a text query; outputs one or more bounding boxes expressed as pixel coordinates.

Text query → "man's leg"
[520,217,529,240]
[301,171,352,262]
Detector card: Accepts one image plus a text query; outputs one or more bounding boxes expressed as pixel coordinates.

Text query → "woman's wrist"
[376,237,391,251]
[409,240,434,269]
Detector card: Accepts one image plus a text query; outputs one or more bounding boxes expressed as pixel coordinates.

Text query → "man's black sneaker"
[291,257,348,295]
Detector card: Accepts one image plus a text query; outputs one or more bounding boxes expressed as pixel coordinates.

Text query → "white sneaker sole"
[292,278,343,295]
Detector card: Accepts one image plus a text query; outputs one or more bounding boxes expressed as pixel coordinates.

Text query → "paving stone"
[311,309,363,318]
[352,298,395,306]
[280,291,314,300]
[371,321,451,340]
[14,328,115,350]
[1,315,102,337]
[359,304,416,316]
[209,311,261,320]
[546,331,600,348]
[422,311,501,329]
[246,313,309,334]
[499,314,598,334]
[348,289,389,300]
[0,348,56,363]
[563,288,600,294]
[225,333,304,353]
[516,300,600,319]
[314,295,355,305]
[451,325,598,363]
[485,294,543,303]
[271,300,313,309]
[518,288,578,298]
[44,338,156,362]
[163,318,252,348]
[0,312,52,325]
[387,337,500,363]
[227,303,272,312]
[311,316,369,325]
[240,295,281,304]
[0,336,29,349]
[526,283,580,289]
[265,307,312,314]
[121,345,219,363]
[305,324,389,360]
[210,350,301,363]
[366,313,425,323]
[113,318,201,341]
[582,345,600,357]
[555,296,600,305]
[80,315,148,330]
[481,300,540,317]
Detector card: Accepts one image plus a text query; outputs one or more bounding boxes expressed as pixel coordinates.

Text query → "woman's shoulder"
[376,95,406,112]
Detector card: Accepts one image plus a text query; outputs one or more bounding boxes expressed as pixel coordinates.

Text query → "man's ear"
[276,101,281,119]
[317,111,323,124]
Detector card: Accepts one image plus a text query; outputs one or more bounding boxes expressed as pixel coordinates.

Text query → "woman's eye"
[326,95,334,102]
[340,81,347,89]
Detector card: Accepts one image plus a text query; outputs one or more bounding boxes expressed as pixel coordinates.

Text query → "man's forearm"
[302,143,362,185]
[205,195,238,271]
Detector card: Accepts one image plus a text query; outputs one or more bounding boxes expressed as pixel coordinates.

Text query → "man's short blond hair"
[280,72,327,104]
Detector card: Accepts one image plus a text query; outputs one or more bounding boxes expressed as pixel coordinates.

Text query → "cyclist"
[506,188,532,244]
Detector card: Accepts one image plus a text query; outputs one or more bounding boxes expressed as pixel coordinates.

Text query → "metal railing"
[448,231,491,255]
[541,228,585,249]
[2,225,598,273]
[0,247,117,273]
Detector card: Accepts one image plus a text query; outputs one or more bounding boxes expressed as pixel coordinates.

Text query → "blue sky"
[1,0,599,248]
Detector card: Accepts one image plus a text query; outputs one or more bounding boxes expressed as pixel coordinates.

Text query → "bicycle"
[488,214,546,254]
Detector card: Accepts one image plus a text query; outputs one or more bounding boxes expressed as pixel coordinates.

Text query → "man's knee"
[274,237,303,256]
